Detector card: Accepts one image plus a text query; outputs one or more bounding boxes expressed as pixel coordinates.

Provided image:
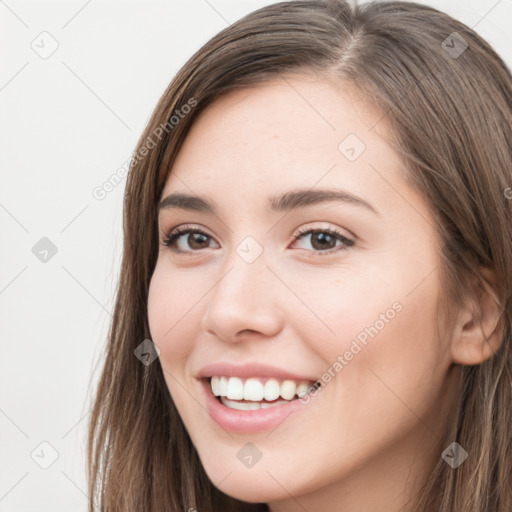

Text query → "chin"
[215,478,283,504]
[199,456,289,503]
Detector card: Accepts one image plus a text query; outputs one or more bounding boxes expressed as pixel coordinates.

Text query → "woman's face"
[147,75,459,510]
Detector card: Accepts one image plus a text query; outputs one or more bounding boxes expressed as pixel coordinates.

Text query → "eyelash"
[161,224,355,256]
[291,226,354,255]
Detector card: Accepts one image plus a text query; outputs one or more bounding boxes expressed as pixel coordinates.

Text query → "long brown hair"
[87,1,512,510]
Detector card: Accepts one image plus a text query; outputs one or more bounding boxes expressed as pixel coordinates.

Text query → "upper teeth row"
[210,376,314,401]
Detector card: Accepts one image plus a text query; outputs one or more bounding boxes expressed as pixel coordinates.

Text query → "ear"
[450,267,504,366]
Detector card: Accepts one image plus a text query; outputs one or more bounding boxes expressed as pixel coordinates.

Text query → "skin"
[147,74,501,512]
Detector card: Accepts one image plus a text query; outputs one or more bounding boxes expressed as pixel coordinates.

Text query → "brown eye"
[291,228,354,255]
[162,226,217,253]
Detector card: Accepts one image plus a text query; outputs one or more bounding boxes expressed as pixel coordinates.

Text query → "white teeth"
[219,376,228,396]
[221,396,293,410]
[296,382,310,398]
[211,376,220,396]
[244,378,265,401]
[280,380,296,400]
[209,375,315,402]
[226,377,244,399]
[260,400,290,409]
[263,379,280,401]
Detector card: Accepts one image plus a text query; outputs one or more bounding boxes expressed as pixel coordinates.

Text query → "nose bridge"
[211,236,270,312]
[202,234,282,340]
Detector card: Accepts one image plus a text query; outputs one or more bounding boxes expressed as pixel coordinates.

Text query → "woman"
[87,1,512,510]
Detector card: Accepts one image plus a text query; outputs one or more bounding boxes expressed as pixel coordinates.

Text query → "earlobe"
[450,267,504,366]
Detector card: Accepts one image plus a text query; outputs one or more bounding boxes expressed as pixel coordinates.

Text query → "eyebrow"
[158,188,379,216]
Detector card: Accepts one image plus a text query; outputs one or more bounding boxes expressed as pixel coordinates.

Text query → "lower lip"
[199,378,308,434]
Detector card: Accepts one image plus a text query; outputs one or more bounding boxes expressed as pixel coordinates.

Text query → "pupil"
[189,233,208,249]
[313,233,333,250]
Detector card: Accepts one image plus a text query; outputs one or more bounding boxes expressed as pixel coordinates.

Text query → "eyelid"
[291,223,354,241]
[160,224,217,252]
[289,225,355,256]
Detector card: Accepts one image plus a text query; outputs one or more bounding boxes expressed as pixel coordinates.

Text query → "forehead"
[161,76,403,210]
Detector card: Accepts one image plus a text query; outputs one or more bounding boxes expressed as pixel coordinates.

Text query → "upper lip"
[196,362,318,382]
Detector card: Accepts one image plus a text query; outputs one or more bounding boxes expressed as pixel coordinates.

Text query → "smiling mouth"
[206,376,318,411]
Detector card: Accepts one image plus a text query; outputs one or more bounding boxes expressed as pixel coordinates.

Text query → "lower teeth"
[220,396,294,410]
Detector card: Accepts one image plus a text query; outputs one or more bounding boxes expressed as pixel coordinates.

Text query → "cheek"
[279,260,407,358]
[335,279,443,425]
[147,262,203,364]
[287,259,443,400]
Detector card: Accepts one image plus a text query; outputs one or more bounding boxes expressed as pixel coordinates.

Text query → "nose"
[200,248,283,343]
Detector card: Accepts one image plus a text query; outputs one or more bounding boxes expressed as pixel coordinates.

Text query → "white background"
[1,0,511,510]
